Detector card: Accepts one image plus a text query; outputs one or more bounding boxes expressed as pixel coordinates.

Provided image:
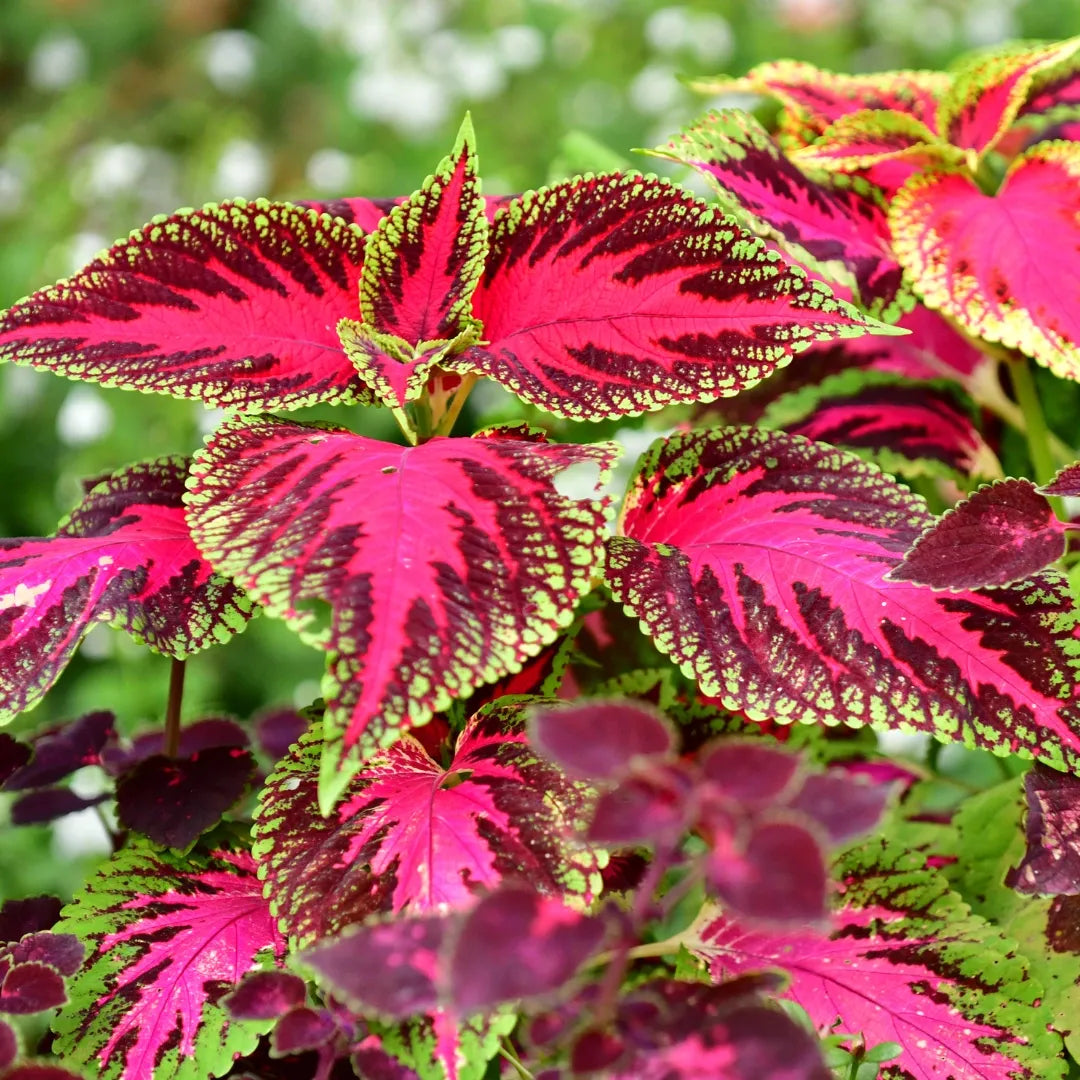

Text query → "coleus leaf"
[185,416,615,805]
[8,933,83,976]
[0,458,251,724]
[360,1012,516,1080]
[693,837,1065,1079]
[0,897,62,942]
[453,172,888,421]
[223,971,307,1021]
[3,711,115,790]
[1039,460,1080,496]
[0,199,373,411]
[0,1018,14,1069]
[652,109,911,321]
[889,142,1080,381]
[0,962,67,1014]
[253,701,603,948]
[1007,763,1080,895]
[10,787,106,825]
[101,716,249,776]
[51,841,282,1080]
[0,733,30,785]
[605,427,1080,770]
[888,479,1065,590]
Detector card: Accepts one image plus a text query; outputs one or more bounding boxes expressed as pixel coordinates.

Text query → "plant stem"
[390,406,418,446]
[435,373,479,436]
[1007,355,1056,486]
[163,658,186,758]
[498,1040,535,1079]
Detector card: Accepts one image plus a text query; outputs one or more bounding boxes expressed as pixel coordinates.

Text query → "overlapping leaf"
[694,838,1064,1079]
[653,109,909,320]
[253,703,603,948]
[453,172,886,420]
[605,427,1080,770]
[185,415,615,803]
[51,842,281,1080]
[0,457,251,724]
[890,142,1080,380]
[0,200,373,411]
[1008,764,1080,896]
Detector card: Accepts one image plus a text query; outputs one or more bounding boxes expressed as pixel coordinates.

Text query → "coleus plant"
[4,31,1080,1077]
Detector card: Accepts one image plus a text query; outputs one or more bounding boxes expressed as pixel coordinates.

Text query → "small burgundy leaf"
[699,741,801,804]
[0,962,67,1014]
[10,788,107,826]
[9,933,83,976]
[2,1066,88,1080]
[0,897,62,943]
[587,768,693,846]
[0,1017,15,1069]
[449,887,606,1013]
[253,708,308,762]
[787,771,891,844]
[888,479,1065,590]
[529,700,675,780]
[115,746,256,848]
[223,971,307,1021]
[272,1006,336,1055]
[101,717,249,776]
[0,734,31,786]
[1040,461,1080,497]
[1007,763,1080,896]
[3,711,115,791]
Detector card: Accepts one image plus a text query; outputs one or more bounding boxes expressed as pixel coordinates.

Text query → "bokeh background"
[2,0,1079,892]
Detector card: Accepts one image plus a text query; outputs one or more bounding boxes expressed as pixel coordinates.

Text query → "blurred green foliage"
[1,0,1079,893]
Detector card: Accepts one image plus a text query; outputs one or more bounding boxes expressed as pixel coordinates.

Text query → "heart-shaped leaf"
[0,458,251,724]
[186,416,615,806]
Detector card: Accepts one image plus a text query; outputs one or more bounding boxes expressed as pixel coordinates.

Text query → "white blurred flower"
[493,25,545,71]
[68,231,108,273]
[27,33,88,91]
[57,386,113,446]
[85,143,149,201]
[629,64,683,115]
[203,30,259,93]
[348,63,449,137]
[306,148,354,193]
[213,139,271,197]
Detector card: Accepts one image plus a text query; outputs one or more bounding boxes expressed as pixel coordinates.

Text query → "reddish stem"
[163,658,186,758]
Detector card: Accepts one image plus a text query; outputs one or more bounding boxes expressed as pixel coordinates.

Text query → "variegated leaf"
[185,416,615,806]
[890,142,1080,381]
[693,838,1064,1079]
[51,843,281,1080]
[605,427,1080,770]
[0,458,251,724]
[0,200,372,411]
[453,172,887,420]
[253,703,603,948]
[653,109,910,321]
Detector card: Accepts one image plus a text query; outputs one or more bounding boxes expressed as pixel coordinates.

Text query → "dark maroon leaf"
[302,915,444,1018]
[273,1007,336,1055]
[587,768,693,845]
[3,1066,89,1080]
[889,479,1066,590]
[9,933,83,976]
[3,711,115,791]
[449,888,606,1013]
[254,708,308,762]
[0,961,67,1014]
[0,1016,15,1069]
[706,818,829,925]
[223,971,307,1021]
[571,1028,627,1072]
[699,740,801,804]
[0,734,30,786]
[101,717,249,775]
[10,788,106,825]
[788,770,892,843]
[529,700,675,780]
[116,746,256,848]
[0,897,62,942]
[1008,763,1080,895]
[1040,461,1080,497]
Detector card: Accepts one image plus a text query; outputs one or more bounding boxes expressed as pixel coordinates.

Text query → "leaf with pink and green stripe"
[605,427,1080,770]
[652,109,910,321]
[0,199,371,411]
[0,457,251,725]
[453,172,887,420]
[185,415,615,808]
[51,842,282,1080]
[253,701,603,948]
[692,837,1064,1079]
[890,142,1080,381]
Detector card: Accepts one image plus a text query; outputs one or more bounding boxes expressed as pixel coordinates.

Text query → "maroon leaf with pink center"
[605,426,1080,774]
[0,457,252,725]
[1040,461,1080,497]
[186,416,614,806]
[223,971,307,1021]
[588,767,693,846]
[0,962,68,1014]
[454,172,884,421]
[0,199,375,411]
[653,109,910,321]
[3,711,115,790]
[115,746,257,849]
[51,842,282,1080]
[528,700,675,780]
[1007,763,1080,896]
[691,837,1063,1079]
[889,479,1065,591]
[890,142,1080,381]
[253,702,602,947]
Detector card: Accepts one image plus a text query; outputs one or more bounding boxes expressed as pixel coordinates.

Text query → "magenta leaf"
[587,768,693,846]
[272,1006,336,1055]
[694,837,1063,1079]
[1039,461,1080,497]
[654,108,909,321]
[0,898,62,942]
[699,740,801,804]
[0,1018,15,1069]
[186,416,614,802]
[115,746,257,849]
[3,711,115,790]
[454,172,885,421]
[1007,763,1080,896]
[528,700,675,780]
[606,427,1080,774]
[0,199,372,411]
[297,195,400,231]
[0,458,252,725]
[888,479,1065,590]
[223,971,307,1021]
[254,701,602,947]
[449,888,607,1013]
[51,842,282,1080]
[0,962,68,1014]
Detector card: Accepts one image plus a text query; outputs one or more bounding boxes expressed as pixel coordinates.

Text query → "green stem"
[498,1040,535,1080]
[390,406,418,446]
[163,658,186,758]
[1007,355,1056,486]
[434,373,479,436]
